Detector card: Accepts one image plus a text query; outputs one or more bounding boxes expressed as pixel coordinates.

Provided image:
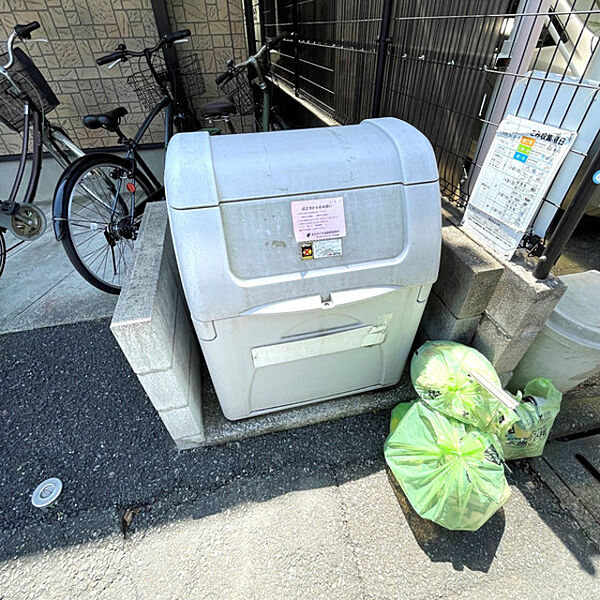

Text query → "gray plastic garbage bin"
[509,270,600,393]
[165,117,441,420]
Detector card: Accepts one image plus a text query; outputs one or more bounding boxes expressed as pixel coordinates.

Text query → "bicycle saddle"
[83,106,128,131]
[199,96,237,117]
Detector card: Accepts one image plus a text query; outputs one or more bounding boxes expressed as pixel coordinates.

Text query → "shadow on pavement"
[385,468,504,573]
[1,316,599,580]
[0,318,388,561]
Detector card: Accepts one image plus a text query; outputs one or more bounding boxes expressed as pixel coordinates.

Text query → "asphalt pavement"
[1,318,599,599]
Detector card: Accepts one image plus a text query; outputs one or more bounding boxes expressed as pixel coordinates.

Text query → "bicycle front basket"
[0,48,59,132]
[126,55,206,111]
[218,70,254,116]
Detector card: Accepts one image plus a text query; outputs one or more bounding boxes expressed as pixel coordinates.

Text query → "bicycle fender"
[52,153,117,240]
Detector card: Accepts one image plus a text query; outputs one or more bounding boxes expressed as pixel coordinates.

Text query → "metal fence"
[257,0,600,216]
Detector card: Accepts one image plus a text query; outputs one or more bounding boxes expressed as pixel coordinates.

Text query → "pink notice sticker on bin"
[290,196,346,242]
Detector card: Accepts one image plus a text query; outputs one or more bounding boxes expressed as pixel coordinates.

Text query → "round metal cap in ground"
[31,478,63,508]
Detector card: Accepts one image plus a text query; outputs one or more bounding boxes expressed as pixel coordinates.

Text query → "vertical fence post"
[533,148,600,279]
[257,0,266,45]
[468,0,551,195]
[292,0,300,96]
[371,0,395,118]
[243,0,257,56]
[150,0,185,105]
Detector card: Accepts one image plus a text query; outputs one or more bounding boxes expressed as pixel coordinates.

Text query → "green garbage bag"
[411,340,517,435]
[384,401,511,531]
[389,401,414,433]
[501,378,562,460]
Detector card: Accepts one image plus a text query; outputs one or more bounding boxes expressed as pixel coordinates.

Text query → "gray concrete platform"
[0,202,117,334]
[200,368,413,446]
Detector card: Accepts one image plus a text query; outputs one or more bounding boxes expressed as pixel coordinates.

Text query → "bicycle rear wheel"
[59,155,154,294]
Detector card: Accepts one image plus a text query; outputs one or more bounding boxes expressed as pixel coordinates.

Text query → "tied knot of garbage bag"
[411,340,518,436]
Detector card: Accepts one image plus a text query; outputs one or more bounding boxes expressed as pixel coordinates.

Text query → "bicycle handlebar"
[215,71,234,85]
[96,49,125,66]
[215,32,288,86]
[165,29,191,44]
[14,22,40,40]
[96,29,192,66]
[1,22,44,72]
[266,31,288,49]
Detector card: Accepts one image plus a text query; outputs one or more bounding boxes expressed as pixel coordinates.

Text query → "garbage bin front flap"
[164,117,441,419]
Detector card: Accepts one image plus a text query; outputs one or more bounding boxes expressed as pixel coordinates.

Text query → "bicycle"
[0,22,85,279]
[52,29,203,294]
[208,31,288,133]
[52,31,287,293]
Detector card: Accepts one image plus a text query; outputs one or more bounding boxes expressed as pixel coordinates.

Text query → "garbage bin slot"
[251,323,388,368]
[245,286,399,316]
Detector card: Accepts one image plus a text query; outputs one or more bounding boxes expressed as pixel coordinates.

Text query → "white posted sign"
[462,115,576,259]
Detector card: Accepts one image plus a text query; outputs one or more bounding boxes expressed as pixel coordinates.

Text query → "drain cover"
[31,478,63,508]
[543,434,600,522]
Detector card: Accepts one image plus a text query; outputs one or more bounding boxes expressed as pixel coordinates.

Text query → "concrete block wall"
[472,255,566,384]
[421,203,567,388]
[420,220,504,344]
[111,201,204,449]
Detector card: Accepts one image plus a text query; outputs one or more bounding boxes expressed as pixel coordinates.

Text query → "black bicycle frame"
[7,101,43,206]
[123,95,171,193]
[108,94,175,224]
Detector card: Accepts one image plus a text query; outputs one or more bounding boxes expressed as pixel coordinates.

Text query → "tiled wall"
[167,0,249,132]
[0,0,247,154]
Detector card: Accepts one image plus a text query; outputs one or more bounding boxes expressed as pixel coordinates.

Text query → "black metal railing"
[260,0,383,122]
[258,0,513,207]
[256,0,600,209]
[254,0,600,277]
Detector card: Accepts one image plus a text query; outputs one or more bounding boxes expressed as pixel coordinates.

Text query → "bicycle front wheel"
[60,155,154,294]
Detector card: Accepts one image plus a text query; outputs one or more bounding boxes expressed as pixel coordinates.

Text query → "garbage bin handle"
[244,286,399,315]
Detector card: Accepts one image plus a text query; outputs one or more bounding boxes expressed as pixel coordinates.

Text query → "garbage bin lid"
[548,270,600,349]
[165,118,439,210]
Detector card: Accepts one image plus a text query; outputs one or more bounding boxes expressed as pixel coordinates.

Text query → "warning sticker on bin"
[313,238,342,258]
[291,197,346,242]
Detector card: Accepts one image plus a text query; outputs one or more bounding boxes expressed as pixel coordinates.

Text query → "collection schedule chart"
[463,115,576,259]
